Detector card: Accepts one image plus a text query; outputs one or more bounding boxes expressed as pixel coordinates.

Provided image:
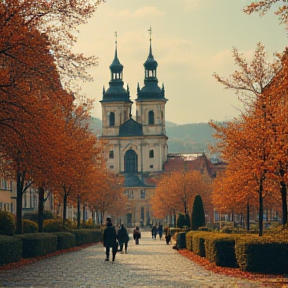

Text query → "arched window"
[124,149,138,173]
[148,110,154,125]
[109,112,115,126]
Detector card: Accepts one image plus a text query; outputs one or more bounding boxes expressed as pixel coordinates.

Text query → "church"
[99,32,168,227]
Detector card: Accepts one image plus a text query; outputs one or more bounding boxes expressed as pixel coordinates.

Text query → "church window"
[124,149,138,173]
[148,110,154,125]
[109,112,115,126]
[149,150,154,158]
[140,190,146,199]
[109,150,114,159]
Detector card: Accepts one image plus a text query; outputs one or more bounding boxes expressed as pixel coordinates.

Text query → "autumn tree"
[211,43,288,234]
[151,170,210,227]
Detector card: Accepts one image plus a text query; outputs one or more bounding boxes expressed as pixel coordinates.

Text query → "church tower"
[135,28,168,167]
[100,34,132,137]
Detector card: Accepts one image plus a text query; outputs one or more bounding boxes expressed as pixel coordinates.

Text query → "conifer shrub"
[177,213,190,228]
[0,211,15,236]
[23,219,38,233]
[191,195,205,230]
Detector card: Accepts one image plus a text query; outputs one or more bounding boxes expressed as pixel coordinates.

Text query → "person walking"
[151,225,157,239]
[117,224,129,253]
[133,226,141,245]
[103,218,118,262]
[158,224,163,240]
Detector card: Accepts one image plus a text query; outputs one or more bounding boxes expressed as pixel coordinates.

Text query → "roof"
[119,118,143,137]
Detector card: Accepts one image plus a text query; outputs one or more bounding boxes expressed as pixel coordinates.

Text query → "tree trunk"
[63,193,68,228]
[16,171,24,234]
[77,195,81,229]
[246,202,250,232]
[82,203,86,225]
[280,181,287,226]
[38,186,45,232]
[259,179,264,236]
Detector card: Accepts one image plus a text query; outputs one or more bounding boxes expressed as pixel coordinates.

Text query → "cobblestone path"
[0,231,265,288]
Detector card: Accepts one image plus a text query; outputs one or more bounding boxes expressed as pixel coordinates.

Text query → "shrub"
[43,219,66,232]
[52,232,76,250]
[177,213,190,228]
[176,232,187,249]
[0,235,22,265]
[83,219,95,229]
[205,235,238,268]
[69,229,102,246]
[23,210,54,222]
[23,219,38,233]
[16,233,57,258]
[191,195,205,230]
[235,236,288,274]
[0,211,15,236]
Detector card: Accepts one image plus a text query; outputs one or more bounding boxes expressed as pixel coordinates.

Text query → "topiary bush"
[0,211,15,236]
[191,194,205,230]
[177,213,190,228]
[23,219,38,233]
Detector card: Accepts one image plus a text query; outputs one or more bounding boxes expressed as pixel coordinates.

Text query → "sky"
[73,0,288,125]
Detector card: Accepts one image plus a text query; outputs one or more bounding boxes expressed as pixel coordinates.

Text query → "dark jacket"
[133,227,141,240]
[117,225,129,243]
[103,222,117,248]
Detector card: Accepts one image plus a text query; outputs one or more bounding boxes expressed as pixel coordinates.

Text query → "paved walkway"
[0,231,265,288]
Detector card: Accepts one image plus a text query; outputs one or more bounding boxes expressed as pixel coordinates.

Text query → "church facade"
[99,35,168,227]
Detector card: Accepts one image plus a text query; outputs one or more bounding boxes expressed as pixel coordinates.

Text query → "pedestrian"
[158,224,163,240]
[133,226,141,245]
[151,225,157,239]
[117,224,129,253]
[103,218,118,262]
[165,227,171,245]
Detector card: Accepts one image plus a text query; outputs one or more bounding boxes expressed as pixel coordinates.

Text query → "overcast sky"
[73,0,287,125]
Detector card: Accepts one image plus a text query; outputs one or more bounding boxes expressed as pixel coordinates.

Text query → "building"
[100,33,168,227]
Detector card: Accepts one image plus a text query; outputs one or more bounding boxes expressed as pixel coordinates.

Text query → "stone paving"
[0,231,266,288]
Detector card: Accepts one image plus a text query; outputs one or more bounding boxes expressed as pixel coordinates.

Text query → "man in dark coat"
[117,224,129,253]
[103,218,117,262]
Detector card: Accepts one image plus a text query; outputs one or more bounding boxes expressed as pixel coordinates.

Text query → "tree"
[191,195,205,231]
[211,43,287,235]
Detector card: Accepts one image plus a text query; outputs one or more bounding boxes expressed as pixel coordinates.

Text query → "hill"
[89,117,216,154]
[166,123,215,154]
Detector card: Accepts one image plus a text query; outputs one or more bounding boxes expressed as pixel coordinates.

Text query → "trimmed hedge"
[16,233,57,258]
[205,234,238,268]
[52,232,76,250]
[69,229,102,246]
[176,232,187,249]
[192,232,207,257]
[0,235,22,265]
[235,236,288,274]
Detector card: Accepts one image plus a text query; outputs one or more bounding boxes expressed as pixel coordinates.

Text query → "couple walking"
[103,218,129,262]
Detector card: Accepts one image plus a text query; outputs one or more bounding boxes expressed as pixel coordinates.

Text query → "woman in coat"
[117,224,129,253]
[133,226,141,245]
